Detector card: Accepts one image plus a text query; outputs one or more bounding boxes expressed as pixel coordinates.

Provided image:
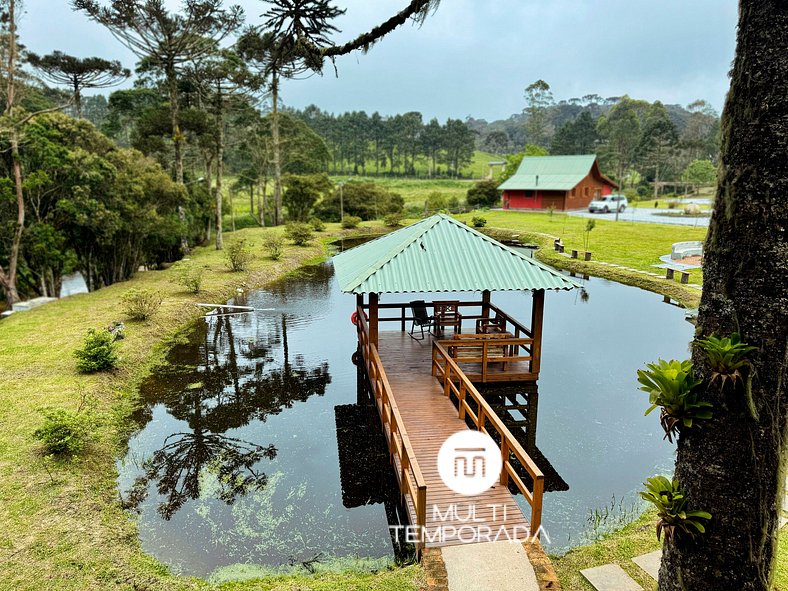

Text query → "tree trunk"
[166,62,189,253]
[659,3,788,590]
[215,105,224,251]
[271,72,283,226]
[1,0,22,306]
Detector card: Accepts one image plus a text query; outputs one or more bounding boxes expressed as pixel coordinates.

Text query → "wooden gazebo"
[332,214,579,554]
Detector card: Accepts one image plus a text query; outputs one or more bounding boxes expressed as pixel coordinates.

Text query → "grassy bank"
[0,222,419,591]
[456,210,705,308]
[552,512,788,590]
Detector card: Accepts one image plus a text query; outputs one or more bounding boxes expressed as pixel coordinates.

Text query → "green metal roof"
[498,154,599,191]
[333,214,581,294]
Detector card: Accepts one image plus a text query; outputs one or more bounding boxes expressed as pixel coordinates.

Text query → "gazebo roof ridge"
[333,214,581,294]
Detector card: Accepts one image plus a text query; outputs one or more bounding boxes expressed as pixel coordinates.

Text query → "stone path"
[557,252,704,291]
[581,550,661,590]
[441,542,539,591]
[581,564,644,590]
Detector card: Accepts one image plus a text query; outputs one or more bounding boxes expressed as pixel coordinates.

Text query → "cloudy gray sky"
[22,0,738,121]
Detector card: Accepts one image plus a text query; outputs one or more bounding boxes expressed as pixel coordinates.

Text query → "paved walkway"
[442,542,539,591]
[569,207,710,227]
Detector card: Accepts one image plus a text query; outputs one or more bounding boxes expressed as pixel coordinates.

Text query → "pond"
[118,256,691,579]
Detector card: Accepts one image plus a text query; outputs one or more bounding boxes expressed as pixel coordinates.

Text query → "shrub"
[225,239,254,272]
[74,328,119,373]
[34,395,98,456]
[314,181,404,221]
[667,200,680,209]
[263,233,285,260]
[424,192,448,213]
[471,216,487,228]
[637,359,711,442]
[309,217,326,232]
[466,179,501,209]
[639,476,711,542]
[384,212,404,227]
[171,260,204,294]
[447,196,461,213]
[121,288,163,321]
[341,215,362,229]
[284,222,313,246]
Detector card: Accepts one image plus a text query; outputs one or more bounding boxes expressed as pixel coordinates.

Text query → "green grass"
[552,513,788,591]
[455,209,706,306]
[0,222,417,591]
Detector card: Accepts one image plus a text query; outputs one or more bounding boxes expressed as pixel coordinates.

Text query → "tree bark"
[271,72,283,225]
[166,61,189,253]
[659,3,788,590]
[215,85,224,251]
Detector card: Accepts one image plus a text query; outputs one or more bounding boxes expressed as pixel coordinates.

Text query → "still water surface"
[118,258,691,578]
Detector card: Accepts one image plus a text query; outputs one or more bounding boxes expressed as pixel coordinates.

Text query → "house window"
[584,187,589,197]
[571,188,576,197]
[594,189,601,197]
[524,190,534,198]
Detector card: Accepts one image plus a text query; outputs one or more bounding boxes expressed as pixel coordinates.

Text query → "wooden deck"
[376,331,538,548]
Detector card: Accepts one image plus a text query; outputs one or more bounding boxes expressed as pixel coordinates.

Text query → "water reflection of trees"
[125,312,331,520]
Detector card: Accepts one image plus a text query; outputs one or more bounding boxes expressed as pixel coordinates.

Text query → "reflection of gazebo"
[332,214,579,555]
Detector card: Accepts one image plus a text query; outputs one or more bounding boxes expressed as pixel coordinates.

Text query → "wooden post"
[530,289,545,376]
[369,292,379,350]
[481,289,491,319]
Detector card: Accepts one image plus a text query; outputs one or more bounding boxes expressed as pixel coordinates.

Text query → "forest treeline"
[0,1,719,307]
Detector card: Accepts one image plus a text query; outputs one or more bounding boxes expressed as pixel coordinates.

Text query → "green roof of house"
[333,214,580,294]
[498,154,605,191]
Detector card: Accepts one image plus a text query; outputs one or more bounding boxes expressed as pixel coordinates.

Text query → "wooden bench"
[449,333,514,362]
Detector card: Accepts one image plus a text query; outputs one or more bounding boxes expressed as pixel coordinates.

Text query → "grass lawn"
[0,221,419,591]
[453,209,706,307]
[552,512,788,590]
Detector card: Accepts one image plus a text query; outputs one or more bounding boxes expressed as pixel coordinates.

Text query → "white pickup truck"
[588,194,628,213]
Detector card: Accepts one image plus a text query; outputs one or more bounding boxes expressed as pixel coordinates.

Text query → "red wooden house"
[498,155,618,211]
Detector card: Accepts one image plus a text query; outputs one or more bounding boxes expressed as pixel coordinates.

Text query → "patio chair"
[409,300,436,340]
[434,300,463,336]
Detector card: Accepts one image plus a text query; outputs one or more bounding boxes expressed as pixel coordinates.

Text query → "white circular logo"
[437,431,503,496]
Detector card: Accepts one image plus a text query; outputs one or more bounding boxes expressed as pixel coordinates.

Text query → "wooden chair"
[433,300,462,335]
[476,316,506,334]
[409,300,436,340]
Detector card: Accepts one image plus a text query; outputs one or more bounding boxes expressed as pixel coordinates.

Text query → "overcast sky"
[21,0,738,122]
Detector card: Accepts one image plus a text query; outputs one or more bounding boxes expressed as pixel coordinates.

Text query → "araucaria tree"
[26,51,129,118]
[72,0,244,251]
[659,3,788,590]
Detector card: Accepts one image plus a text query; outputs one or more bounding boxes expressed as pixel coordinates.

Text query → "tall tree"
[597,96,643,188]
[72,0,244,251]
[659,3,788,590]
[192,49,253,250]
[637,101,678,198]
[0,0,66,304]
[26,51,129,118]
[551,110,598,155]
[523,79,553,147]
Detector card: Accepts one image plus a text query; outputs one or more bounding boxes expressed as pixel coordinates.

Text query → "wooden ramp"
[376,331,538,548]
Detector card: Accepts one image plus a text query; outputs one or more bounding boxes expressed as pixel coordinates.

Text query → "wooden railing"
[356,306,428,552]
[440,335,535,381]
[431,340,544,535]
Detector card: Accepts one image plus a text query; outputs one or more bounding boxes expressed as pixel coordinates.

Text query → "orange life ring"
[350,310,369,325]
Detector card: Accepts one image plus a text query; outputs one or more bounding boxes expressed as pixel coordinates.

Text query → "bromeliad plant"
[640,476,712,542]
[696,332,757,387]
[637,359,712,442]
